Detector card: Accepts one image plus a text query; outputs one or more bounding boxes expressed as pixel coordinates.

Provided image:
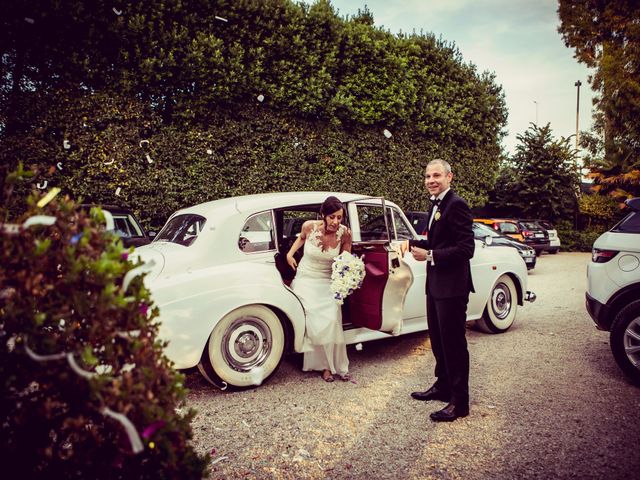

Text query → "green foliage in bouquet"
[0,172,209,479]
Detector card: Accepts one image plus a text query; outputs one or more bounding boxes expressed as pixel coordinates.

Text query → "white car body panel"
[588,231,640,304]
[134,191,529,370]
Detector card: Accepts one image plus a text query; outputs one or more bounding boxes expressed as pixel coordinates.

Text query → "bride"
[286,196,352,382]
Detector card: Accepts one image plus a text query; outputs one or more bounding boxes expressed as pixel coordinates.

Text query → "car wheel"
[476,275,518,333]
[610,300,640,384]
[198,305,285,389]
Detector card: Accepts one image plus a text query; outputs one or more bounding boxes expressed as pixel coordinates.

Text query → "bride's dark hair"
[320,196,344,225]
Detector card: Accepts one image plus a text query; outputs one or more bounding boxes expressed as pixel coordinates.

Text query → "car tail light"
[522,230,532,237]
[592,248,618,263]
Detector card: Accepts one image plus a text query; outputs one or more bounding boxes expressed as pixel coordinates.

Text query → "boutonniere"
[434,211,441,222]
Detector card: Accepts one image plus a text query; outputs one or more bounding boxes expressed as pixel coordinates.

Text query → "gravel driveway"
[185,252,640,479]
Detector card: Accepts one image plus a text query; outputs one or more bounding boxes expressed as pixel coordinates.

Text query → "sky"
[324,0,594,155]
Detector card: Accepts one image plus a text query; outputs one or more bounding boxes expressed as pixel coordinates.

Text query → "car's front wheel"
[610,300,640,384]
[476,275,518,333]
[198,305,286,389]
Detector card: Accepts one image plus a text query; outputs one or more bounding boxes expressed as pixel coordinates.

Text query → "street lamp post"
[534,100,538,125]
[575,80,582,150]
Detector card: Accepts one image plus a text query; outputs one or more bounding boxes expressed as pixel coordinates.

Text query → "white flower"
[331,251,366,305]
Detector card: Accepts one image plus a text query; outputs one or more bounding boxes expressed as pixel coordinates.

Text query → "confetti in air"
[56,162,63,170]
[257,94,265,102]
[36,181,48,190]
[112,7,123,15]
[206,149,213,155]
[36,187,62,208]
[145,154,154,164]
[355,343,363,351]
[24,17,35,24]
[115,187,122,196]
[139,139,150,148]
[214,15,228,22]
[104,159,115,165]
[383,129,392,139]
[63,140,71,149]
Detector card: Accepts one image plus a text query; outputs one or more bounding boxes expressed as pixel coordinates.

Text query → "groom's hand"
[410,246,428,261]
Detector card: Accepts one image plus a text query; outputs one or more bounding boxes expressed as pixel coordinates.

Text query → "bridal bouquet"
[331,251,366,305]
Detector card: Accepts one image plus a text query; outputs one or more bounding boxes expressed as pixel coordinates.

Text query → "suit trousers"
[426,288,470,408]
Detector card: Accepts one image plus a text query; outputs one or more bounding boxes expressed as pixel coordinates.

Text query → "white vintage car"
[134,192,535,388]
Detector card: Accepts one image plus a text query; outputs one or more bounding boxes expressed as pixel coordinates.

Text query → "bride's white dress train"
[291,223,349,377]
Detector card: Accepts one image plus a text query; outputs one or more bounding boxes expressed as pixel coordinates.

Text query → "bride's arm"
[286,221,312,270]
[340,226,352,254]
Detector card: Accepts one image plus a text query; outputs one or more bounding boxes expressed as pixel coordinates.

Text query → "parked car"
[405,211,430,236]
[475,218,550,255]
[472,222,537,270]
[80,205,153,248]
[134,192,535,388]
[536,219,561,254]
[474,218,525,242]
[586,197,640,384]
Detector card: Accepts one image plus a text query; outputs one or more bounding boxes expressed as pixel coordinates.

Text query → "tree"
[0,173,209,479]
[558,0,640,201]
[492,123,581,222]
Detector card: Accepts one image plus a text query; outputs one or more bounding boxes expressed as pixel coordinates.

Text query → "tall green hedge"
[1,0,507,229]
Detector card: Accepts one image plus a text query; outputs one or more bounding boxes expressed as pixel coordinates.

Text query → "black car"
[405,211,430,236]
[473,222,537,270]
[80,205,152,248]
[516,219,550,255]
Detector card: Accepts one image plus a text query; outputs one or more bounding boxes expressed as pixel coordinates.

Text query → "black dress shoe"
[430,403,469,422]
[410,386,450,402]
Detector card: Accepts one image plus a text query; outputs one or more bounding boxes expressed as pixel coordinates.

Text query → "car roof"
[170,192,380,219]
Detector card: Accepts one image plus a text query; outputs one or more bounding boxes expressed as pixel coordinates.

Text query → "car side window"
[113,214,143,238]
[356,204,390,241]
[391,208,414,240]
[238,211,276,253]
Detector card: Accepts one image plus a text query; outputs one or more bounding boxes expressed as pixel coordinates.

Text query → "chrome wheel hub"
[492,283,512,320]
[222,316,272,372]
[624,316,640,368]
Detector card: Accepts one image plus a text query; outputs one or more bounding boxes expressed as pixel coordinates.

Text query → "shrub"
[556,220,604,252]
[0,176,209,479]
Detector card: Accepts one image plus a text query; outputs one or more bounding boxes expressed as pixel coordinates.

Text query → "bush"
[556,220,604,252]
[0,178,209,479]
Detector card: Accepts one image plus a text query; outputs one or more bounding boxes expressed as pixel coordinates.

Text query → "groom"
[406,158,475,422]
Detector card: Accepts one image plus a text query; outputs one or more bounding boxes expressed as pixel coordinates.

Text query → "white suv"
[586,198,640,384]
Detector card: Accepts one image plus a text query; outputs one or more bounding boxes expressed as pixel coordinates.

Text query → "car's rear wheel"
[198,305,285,389]
[476,275,518,333]
[610,300,640,384]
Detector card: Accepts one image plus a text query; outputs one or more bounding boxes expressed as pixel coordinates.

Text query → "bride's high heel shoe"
[321,369,334,382]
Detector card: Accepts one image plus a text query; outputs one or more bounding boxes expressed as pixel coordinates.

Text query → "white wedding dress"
[291,223,349,377]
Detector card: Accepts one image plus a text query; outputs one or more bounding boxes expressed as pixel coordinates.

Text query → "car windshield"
[520,221,543,230]
[473,223,500,238]
[155,214,206,246]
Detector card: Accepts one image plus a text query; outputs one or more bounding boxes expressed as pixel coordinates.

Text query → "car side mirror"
[484,235,493,246]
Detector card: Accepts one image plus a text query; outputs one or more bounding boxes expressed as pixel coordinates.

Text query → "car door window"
[238,211,275,253]
[113,214,143,238]
[391,208,414,240]
[356,204,389,241]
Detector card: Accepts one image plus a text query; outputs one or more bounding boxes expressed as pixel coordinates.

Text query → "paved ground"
[185,252,640,479]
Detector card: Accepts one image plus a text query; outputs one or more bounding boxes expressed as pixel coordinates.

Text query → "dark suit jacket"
[409,189,475,299]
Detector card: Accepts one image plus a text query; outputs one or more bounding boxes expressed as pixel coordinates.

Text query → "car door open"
[346,199,413,334]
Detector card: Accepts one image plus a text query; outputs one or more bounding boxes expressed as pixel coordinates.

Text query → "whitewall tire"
[198,305,285,389]
[476,275,518,333]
